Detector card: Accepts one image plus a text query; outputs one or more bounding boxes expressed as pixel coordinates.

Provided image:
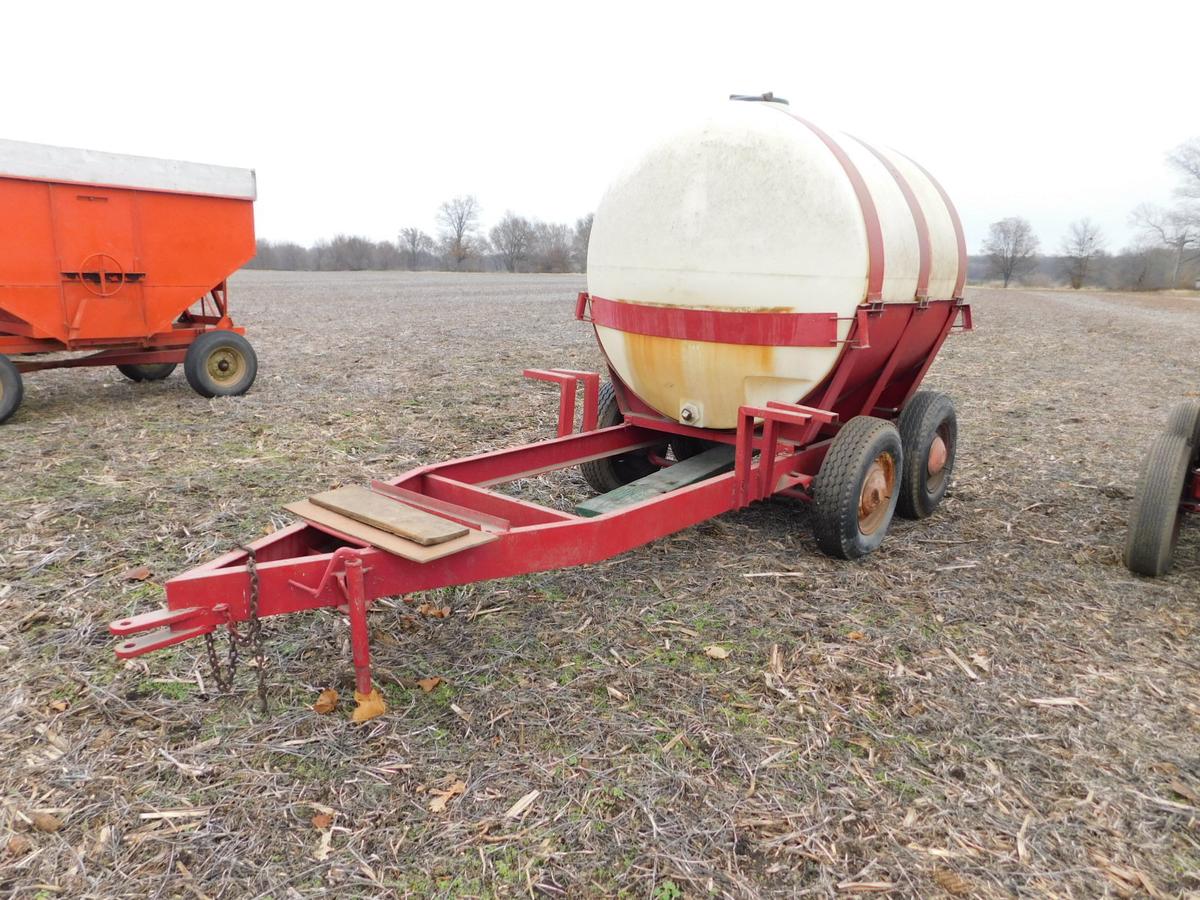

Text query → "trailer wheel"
[0,355,23,425]
[811,416,903,559]
[895,391,957,520]
[1124,433,1192,577]
[580,382,663,493]
[1166,399,1200,446]
[184,331,257,398]
[117,363,177,382]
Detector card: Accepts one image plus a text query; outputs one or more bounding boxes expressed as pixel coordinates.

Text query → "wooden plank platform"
[308,485,468,546]
[284,499,496,564]
[575,445,736,518]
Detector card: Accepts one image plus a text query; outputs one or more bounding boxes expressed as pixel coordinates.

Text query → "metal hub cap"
[858,452,896,535]
[207,347,244,386]
[926,426,950,492]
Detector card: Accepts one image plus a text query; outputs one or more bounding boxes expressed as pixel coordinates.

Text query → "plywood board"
[285,500,496,564]
[308,485,468,546]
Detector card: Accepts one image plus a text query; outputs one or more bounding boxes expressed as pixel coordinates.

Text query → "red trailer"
[1124,401,1200,576]
[0,139,259,423]
[110,293,972,721]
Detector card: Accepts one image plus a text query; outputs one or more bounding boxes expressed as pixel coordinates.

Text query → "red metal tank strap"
[851,138,932,300]
[902,154,968,299]
[588,295,839,347]
[772,107,885,302]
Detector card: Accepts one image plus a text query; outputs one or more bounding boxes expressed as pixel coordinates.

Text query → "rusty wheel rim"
[926,424,950,492]
[858,452,896,535]
[206,347,245,387]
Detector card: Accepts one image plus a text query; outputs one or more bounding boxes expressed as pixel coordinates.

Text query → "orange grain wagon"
[0,139,260,423]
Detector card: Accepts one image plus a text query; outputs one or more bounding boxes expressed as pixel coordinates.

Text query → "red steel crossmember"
[109,299,970,718]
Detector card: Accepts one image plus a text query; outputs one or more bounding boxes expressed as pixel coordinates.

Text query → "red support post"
[344,554,385,722]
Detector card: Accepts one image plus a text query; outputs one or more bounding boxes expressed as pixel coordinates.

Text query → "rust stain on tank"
[622,330,776,426]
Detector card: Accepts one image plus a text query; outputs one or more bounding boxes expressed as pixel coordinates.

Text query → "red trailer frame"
[110,295,970,719]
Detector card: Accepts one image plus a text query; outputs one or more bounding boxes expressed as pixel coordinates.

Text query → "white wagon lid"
[0,138,256,200]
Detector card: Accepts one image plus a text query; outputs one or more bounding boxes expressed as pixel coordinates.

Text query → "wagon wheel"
[895,391,957,519]
[579,382,666,493]
[184,331,258,398]
[0,354,24,425]
[1124,433,1193,577]
[811,416,904,559]
[117,363,178,383]
[1165,399,1200,447]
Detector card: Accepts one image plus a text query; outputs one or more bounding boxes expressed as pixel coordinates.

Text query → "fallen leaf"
[48,699,69,712]
[312,689,339,714]
[6,835,31,856]
[504,789,541,819]
[704,645,731,660]
[121,565,153,582]
[417,602,451,619]
[417,677,443,693]
[311,813,333,829]
[847,630,867,642]
[1168,778,1200,805]
[932,869,974,896]
[428,780,466,813]
[28,811,62,833]
[352,689,387,723]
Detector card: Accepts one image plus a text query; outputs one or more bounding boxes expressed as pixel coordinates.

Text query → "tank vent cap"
[729,92,789,105]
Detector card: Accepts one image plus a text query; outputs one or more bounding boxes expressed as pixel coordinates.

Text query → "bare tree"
[982,217,1040,287]
[1130,203,1200,288]
[1168,137,1200,199]
[489,213,534,272]
[437,195,481,270]
[1059,218,1106,289]
[531,221,573,273]
[572,213,594,272]
[399,227,433,270]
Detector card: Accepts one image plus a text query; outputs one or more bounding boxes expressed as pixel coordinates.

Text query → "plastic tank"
[586,96,965,429]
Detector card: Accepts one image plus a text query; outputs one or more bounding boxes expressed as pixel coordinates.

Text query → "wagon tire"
[811,416,903,559]
[184,331,257,398]
[1165,399,1200,446]
[0,355,23,425]
[895,391,957,519]
[1124,433,1192,577]
[117,363,177,382]
[580,382,662,493]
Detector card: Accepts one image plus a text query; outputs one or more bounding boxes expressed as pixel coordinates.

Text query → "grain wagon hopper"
[110,95,972,721]
[0,139,259,423]
[1124,401,1200,576]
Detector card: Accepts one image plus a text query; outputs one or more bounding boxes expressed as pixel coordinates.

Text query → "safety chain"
[203,544,269,713]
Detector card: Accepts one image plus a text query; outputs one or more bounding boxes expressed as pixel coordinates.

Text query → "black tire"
[184,331,257,398]
[579,382,663,493]
[1124,433,1192,577]
[0,354,23,425]
[1165,399,1200,446]
[811,416,903,559]
[895,391,958,520]
[117,363,177,382]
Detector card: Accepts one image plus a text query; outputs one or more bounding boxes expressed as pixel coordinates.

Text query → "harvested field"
[2,271,1198,898]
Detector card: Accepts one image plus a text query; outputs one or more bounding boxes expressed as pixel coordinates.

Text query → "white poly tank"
[586,95,965,429]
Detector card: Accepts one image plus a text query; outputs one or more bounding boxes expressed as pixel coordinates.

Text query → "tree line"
[980,136,1200,290]
[246,195,594,274]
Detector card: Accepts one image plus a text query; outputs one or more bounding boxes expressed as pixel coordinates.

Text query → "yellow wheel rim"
[206,347,245,387]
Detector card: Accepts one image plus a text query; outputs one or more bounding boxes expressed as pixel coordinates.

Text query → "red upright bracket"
[524,368,600,436]
[734,401,838,506]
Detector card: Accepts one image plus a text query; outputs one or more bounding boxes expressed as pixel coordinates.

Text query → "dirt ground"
[2,271,1198,899]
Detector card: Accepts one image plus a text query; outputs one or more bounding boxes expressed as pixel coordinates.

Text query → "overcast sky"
[4,1,1195,254]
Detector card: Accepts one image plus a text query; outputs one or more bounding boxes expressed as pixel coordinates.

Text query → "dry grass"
[1,271,1198,898]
